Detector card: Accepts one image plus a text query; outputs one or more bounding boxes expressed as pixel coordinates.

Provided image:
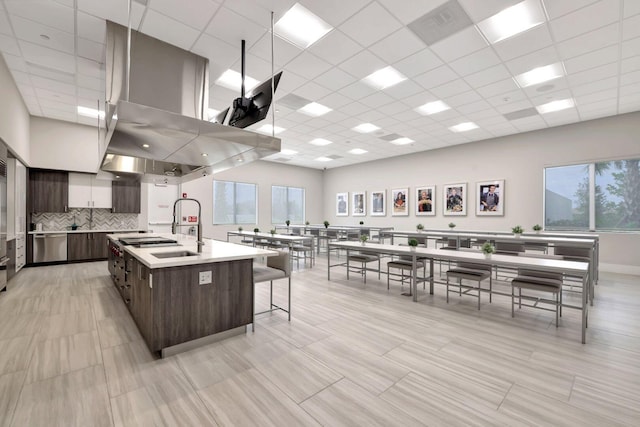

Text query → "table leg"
[582,272,588,344]
[430,259,434,295]
[327,244,331,281]
[412,254,417,302]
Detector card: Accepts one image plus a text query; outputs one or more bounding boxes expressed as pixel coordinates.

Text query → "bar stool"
[511,269,563,327]
[446,262,493,309]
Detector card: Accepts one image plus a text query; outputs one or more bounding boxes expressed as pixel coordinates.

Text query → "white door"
[147,183,178,233]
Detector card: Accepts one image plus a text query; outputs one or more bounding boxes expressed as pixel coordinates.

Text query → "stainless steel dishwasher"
[33,233,68,263]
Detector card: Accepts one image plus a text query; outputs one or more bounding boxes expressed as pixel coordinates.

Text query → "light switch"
[199,270,212,285]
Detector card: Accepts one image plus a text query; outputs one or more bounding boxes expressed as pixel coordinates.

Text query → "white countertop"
[107,233,277,269]
[29,229,146,235]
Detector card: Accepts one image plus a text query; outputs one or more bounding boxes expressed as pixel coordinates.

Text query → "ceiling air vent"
[271,157,291,162]
[408,0,473,46]
[504,108,539,121]
[278,94,312,110]
[379,133,402,141]
[327,155,343,160]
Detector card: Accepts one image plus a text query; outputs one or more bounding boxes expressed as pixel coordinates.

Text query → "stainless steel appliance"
[33,233,67,263]
[0,141,7,292]
[117,236,178,247]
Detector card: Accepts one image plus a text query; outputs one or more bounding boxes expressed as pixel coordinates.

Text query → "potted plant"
[416,223,424,232]
[285,219,291,227]
[359,234,368,245]
[512,225,524,237]
[481,241,496,258]
[408,238,419,251]
[532,224,542,234]
[253,227,260,234]
[448,222,456,229]
[238,226,243,232]
[270,229,276,235]
[324,220,330,228]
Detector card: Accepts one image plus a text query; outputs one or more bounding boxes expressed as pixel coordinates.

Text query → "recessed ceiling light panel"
[363,66,407,90]
[390,137,414,145]
[299,102,332,117]
[77,106,105,119]
[415,100,450,115]
[215,69,259,92]
[281,149,298,155]
[309,138,333,146]
[257,124,285,134]
[353,123,380,133]
[477,0,546,44]
[274,3,333,49]
[349,148,368,155]
[449,122,479,132]
[536,98,575,114]
[315,156,332,162]
[514,63,564,88]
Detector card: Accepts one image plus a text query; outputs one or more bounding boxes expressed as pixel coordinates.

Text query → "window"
[272,185,305,224]
[213,180,257,225]
[544,158,640,231]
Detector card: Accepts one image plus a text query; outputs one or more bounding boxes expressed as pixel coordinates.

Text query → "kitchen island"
[107,233,276,357]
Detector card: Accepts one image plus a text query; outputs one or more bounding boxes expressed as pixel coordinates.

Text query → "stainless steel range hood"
[101,21,280,182]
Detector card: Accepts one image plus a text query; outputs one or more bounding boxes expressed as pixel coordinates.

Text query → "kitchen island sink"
[151,250,197,258]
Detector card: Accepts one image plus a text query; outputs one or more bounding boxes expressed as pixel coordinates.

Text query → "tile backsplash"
[32,208,139,231]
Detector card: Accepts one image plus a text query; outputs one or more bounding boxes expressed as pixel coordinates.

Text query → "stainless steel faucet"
[172,198,204,253]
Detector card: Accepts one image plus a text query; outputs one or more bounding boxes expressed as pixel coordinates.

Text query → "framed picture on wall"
[477,180,504,216]
[336,192,348,216]
[415,185,435,216]
[391,188,409,216]
[370,190,386,216]
[352,191,366,216]
[443,183,467,216]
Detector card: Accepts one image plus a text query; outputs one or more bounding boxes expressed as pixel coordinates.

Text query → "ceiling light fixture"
[315,156,332,162]
[349,148,368,155]
[274,3,333,49]
[39,34,50,40]
[477,0,546,44]
[514,63,564,88]
[415,100,450,115]
[362,66,407,90]
[281,149,298,155]
[449,122,479,132]
[77,106,105,119]
[201,153,208,157]
[309,138,333,146]
[257,124,285,134]
[536,98,575,114]
[299,102,332,117]
[390,137,414,145]
[215,69,259,92]
[142,144,150,148]
[353,123,380,133]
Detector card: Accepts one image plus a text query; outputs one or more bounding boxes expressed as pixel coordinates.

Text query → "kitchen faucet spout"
[172,198,203,253]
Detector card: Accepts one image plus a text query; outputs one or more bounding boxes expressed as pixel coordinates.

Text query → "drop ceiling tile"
[430,26,487,63]
[0,33,21,56]
[345,101,373,117]
[623,13,640,40]
[77,87,104,103]
[2,53,28,72]
[542,109,581,126]
[476,78,519,98]
[340,80,378,101]
[77,74,103,91]
[564,45,619,74]
[17,84,37,98]
[359,91,396,109]
[523,77,570,98]
[27,63,75,83]
[11,15,75,54]
[320,91,354,109]
[430,78,472,98]
[299,0,370,27]
[250,32,302,68]
[504,46,561,76]
[392,47,443,78]
[572,76,618,96]
[19,41,76,73]
[295,81,333,100]
[413,65,458,89]
[271,69,305,95]
[141,9,201,51]
[77,38,104,62]
[567,62,618,87]
[456,99,493,114]
[337,49,387,79]
[550,0,620,41]
[620,81,640,95]
[369,27,425,64]
[205,6,267,47]
[448,47,501,77]
[41,108,77,122]
[9,70,31,85]
[339,1,402,47]
[544,0,600,20]
[223,0,288,29]
[34,87,76,103]
[376,100,413,116]
[621,69,640,85]
[314,67,357,91]
[445,90,482,107]
[556,23,620,61]
[575,88,618,105]
[77,0,145,30]
[308,30,362,66]
[30,75,76,94]
[457,0,521,21]
[285,51,333,80]
[0,10,13,36]
[5,0,74,33]
[493,24,554,62]
[624,0,640,17]
[383,79,425,100]
[192,34,238,79]
[485,88,528,108]
[149,0,220,31]
[578,99,617,114]
[77,11,106,44]
[463,64,511,88]
[231,53,273,81]
[621,36,640,59]
[77,57,104,78]
[38,99,76,112]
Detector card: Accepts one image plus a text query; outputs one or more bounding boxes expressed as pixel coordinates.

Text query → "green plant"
[408,238,419,247]
[359,221,364,225]
[285,220,290,226]
[238,226,243,232]
[270,229,276,235]
[305,221,310,226]
[481,241,496,254]
[253,228,260,233]
[323,220,330,228]
[416,223,424,230]
[360,234,368,243]
[448,222,456,229]
[512,225,524,234]
[532,224,542,231]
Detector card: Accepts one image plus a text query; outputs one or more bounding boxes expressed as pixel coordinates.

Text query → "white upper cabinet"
[68,172,112,209]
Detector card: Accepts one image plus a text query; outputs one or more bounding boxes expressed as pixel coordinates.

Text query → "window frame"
[213,179,257,225]
[271,185,305,225]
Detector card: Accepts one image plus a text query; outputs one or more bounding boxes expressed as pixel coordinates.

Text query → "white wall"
[180,160,323,241]
[0,55,30,163]
[323,112,640,272]
[30,117,100,172]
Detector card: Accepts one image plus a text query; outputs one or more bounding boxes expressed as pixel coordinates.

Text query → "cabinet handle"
[64,205,68,212]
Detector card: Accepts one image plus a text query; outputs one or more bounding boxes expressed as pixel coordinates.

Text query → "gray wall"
[323,112,640,273]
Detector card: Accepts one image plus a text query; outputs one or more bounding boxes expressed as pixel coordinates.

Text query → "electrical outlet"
[199,270,212,285]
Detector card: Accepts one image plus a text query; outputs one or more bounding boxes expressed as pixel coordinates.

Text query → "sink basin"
[152,251,198,259]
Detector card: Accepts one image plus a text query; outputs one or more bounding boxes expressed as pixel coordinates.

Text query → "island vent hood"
[101,21,281,182]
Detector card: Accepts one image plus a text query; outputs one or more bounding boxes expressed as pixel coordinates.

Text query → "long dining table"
[227,231,316,267]
[328,241,590,343]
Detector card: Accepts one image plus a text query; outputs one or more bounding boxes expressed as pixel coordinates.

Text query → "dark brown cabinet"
[112,180,141,213]
[29,169,68,213]
[7,239,16,282]
[68,232,110,261]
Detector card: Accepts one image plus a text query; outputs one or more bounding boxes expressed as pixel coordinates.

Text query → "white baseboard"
[599,263,640,276]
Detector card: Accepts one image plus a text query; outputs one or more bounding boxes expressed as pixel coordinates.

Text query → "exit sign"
[188,216,198,222]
